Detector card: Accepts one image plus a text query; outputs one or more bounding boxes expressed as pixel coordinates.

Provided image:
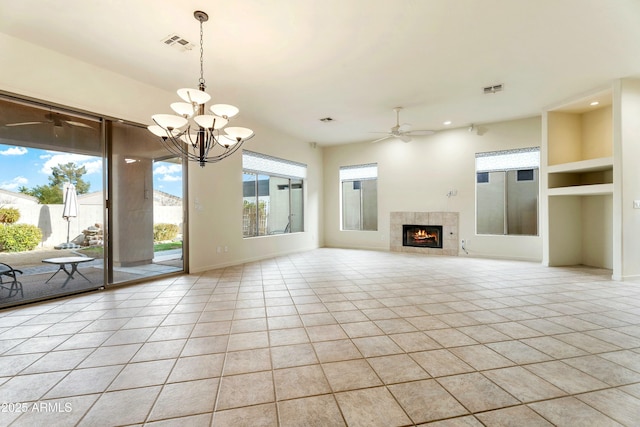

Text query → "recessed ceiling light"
[443,120,452,125]
[590,101,599,106]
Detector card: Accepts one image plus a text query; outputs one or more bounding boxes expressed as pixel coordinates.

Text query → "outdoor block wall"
[6,203,182,249]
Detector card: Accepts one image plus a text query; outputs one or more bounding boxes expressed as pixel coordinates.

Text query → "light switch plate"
[634,200,640,209]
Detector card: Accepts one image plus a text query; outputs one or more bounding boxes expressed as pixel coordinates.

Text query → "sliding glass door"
[107,121,185,285]
[0,96,105,306]
[0,95,185,308]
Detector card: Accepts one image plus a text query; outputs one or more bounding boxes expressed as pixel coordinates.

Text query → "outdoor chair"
[0,262,23,298]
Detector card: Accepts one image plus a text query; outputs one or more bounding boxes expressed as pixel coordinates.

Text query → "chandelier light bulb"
[177,88,211,105]
[225,127,255,141]
[220,135,239,147]
[193,115,228,130]
[210,104,240,118]
[152,114,189,130]
[170,102,196,117]
[148,125,168,137]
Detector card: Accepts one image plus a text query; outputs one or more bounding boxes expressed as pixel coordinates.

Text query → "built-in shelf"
[547,183,613,196]
[547,156,613,189]
[547,156,613,174]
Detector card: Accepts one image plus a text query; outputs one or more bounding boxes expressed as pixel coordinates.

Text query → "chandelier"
[148,10,254,167]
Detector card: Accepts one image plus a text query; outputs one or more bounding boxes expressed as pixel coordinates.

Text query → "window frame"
[340,163,378,231]
[475,147,540,236]
[242,151,306,238]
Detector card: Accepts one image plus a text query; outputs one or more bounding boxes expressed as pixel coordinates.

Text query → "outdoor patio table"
[41,256,95,287]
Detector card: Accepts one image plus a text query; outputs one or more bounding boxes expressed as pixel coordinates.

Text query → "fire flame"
[413,229,436,240]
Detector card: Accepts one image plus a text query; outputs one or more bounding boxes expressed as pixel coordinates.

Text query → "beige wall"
[187,128,323,273]
[582,195,614,269]
[323,117,543,261]
[616,78,640,280]
[0,33,170,124]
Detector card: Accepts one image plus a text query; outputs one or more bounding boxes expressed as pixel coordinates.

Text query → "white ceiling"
[2,0,640,145]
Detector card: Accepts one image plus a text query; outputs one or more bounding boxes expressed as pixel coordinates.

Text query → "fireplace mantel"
[390,212,459,255]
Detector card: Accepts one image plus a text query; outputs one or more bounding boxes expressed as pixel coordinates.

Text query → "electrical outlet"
[634,200,640,209]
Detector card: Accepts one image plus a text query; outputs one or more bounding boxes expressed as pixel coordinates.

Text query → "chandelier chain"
[199,18,205,86]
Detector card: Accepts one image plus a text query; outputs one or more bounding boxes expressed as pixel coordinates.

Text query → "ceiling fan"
[4,112,92,129]
[371,107,434,143]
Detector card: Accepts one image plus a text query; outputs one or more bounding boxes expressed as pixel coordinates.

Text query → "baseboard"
[189,245,320,274]
[456,252,542,263]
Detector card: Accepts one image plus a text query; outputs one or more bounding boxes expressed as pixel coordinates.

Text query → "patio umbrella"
[62,182,78,244]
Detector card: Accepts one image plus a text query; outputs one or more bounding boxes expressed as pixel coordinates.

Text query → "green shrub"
[153,223,179,242]
[0,207,20,224]
[0,223,42,252]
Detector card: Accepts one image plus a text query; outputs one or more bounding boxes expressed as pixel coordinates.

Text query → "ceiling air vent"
[483,84,503,94]
[161,34,195,51]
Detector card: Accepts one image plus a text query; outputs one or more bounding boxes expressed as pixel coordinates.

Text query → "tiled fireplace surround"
[390,211,459,256]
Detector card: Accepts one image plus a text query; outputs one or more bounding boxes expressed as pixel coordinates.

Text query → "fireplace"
[403,224,443,248]
[391,212,458,255]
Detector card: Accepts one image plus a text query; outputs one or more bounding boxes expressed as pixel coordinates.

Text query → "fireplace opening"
[403,224,443,248]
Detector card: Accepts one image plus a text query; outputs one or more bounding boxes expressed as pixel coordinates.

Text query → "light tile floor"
[1,248,640,426]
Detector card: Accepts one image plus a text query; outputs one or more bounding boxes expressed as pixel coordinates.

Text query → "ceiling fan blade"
[371,135,392,144]
[406,129,435,136]
[65,120,93,128]
[369,108,423,144]
[5,121,46,127]
[398,123,412,133]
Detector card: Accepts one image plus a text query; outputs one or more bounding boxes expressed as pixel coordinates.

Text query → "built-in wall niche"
[547,195,613,269]
[546,90,613,197]
[543,87,615,271]
[547,92,612,165]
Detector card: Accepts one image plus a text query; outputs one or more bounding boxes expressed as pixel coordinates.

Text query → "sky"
[0,144,183,198]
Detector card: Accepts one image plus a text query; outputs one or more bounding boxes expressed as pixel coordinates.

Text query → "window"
[517,169,534,181]
[242,151,305,237]
[340,163,378,231]
[476,172,489,183]
[476,147,539,236]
